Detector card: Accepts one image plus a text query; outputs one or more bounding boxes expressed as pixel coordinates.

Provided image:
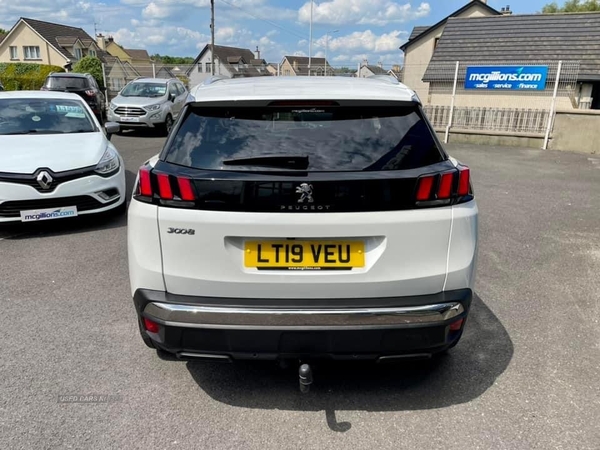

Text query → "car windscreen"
[0,98,97,135]
[121,82,167,98]
[164,104,445,171]
[44,77,88,90]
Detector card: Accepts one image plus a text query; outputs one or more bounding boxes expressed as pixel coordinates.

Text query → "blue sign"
[464,66,549,90]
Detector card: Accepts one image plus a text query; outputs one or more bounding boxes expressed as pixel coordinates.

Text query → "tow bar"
[299,363,313,393]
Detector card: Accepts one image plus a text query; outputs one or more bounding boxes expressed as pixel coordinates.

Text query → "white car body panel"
[0,133,108,173]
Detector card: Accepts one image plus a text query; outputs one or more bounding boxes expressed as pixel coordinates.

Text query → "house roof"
[423,13,600,82]
[408,26,430,41]
[283,56,332,75]
[400,0,500,51]
[125,48,151,60]
[18,18,105,62]
[187,44,270,77]
[363,65,387,75]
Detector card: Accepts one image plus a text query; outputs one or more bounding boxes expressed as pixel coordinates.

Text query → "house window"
[434,37,440,50]
[89,49,96,57]
[197,63,203,73]
[9,46,18,60]
[75,48,82,59]
[206,62,213,73]
[23,46,40,60]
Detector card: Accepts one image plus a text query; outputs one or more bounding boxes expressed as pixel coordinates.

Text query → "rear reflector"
[177,177,195,201]
[157,173,173,200]
[449,318,464,332]
[143,317,160,333]
[437,172,454,199]
[139,167,153,197]
[416,176,434,201]
[458,167,470,196]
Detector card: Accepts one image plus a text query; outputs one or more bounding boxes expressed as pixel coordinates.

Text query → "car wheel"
[162,114,174,136]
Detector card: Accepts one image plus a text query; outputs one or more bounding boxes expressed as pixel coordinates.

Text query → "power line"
[216,0,307,41]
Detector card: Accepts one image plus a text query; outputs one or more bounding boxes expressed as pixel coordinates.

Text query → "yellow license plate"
[244,240,365,270]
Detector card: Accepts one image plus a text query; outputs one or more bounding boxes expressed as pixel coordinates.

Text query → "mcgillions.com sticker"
[20,206,78,222]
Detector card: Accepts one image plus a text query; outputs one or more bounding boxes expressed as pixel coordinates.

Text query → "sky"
[0,0,552,66]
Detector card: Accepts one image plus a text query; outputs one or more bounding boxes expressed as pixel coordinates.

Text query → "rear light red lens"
[177,177,195,201]
[143,317,160,333]
[156,173,173,200]
[458,166,470,196]
[449,318,464,331]
[437,172,454,199]
[416,176,434,201]
[138,167,153,197]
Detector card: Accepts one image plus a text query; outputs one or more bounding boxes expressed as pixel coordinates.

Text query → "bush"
[72,56,105,88]
[0,63,65,90]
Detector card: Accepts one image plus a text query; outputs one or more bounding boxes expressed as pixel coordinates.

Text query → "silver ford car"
[107,78,188,135]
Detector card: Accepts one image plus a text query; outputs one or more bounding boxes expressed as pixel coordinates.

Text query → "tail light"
[134,166,197,207]
[143,317,160,333]
[415,165,472,206]
[85,90,96,96]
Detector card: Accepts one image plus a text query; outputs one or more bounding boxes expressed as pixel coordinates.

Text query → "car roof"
[48,72,88,78]
[0,90,85,100]
[132,78,171,83]
[188,76,419,103]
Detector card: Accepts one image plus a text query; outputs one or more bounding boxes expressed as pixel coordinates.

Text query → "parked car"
[0,91,126,223]
[107,78,188,135]
[41,72,106,123]
[128,76,478,379]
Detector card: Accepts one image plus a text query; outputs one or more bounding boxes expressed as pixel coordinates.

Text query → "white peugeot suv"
[128,76,478,371]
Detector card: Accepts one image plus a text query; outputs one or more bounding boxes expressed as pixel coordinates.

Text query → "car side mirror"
[169,93,176,102]
[104,121,120,141]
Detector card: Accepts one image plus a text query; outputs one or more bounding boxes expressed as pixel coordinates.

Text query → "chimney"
[108,36,114,43]
[255,46,260,60]
[500,5,512,15]
[392,64,401,72]
[378,61,383,69]
[293,59,298,70]
[96,33,106,50]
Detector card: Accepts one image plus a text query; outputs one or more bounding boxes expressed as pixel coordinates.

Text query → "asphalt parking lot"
[1,135,598,449]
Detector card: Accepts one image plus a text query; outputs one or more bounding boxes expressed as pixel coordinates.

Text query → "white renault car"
[0,91,126,223]
[128,76,478,380]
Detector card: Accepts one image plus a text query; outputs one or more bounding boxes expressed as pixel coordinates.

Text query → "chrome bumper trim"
[144,301,464,328]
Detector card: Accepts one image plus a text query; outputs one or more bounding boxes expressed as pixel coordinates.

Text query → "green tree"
[72,56,104,87]
[542,0,600,12]
[0,28,7,34]
[152,54,195,65]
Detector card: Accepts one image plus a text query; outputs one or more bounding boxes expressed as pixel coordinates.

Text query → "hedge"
[0,63,65,91]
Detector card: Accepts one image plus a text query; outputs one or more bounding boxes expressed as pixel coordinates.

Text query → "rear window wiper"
[222,155,309,170]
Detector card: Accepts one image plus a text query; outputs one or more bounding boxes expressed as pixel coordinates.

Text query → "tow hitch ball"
[299,363,313,393]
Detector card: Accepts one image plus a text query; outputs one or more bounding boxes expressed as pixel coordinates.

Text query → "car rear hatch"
[42,77,94,103]
[135,100,473,299]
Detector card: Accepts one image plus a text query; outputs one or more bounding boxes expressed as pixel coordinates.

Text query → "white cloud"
[298,0,430,26]
[317,30,407,54]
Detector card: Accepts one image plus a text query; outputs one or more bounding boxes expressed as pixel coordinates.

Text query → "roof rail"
[201,75,229,86]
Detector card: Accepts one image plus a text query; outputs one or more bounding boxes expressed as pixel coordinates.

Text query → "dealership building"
[402,1,600,111]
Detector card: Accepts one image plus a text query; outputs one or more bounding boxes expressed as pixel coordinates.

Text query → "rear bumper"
[134,288,472,360]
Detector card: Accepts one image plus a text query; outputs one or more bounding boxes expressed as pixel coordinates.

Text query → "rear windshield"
[44,77,88,89]
[164,104,445,171]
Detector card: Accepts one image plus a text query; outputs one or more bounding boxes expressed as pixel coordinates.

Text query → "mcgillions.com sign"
[465,66,549,90]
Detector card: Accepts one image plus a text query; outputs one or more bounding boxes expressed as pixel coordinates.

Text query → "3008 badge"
[167,228,195,235]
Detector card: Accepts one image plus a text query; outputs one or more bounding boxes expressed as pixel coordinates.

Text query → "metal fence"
[407,60,580,148]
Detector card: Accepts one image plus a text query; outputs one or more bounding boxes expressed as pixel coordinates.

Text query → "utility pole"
[324,29,338,76]
[308,0,313,77]
[210,0,215,75]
